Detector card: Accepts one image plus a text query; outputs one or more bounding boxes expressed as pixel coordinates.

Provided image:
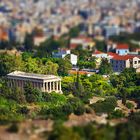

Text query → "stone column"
[21,80,23,87]
[21,80,23,91]
[45,82,48,92]
[56,81,59,91]
[53,82,55,91]
[11,79,12,87]
[43,83,45,92]
[12,79,14,87]
[16,80,18,87]
[38,83,41,90]
[18,80,20,87]
[15,79,17,87]
[15,79,17,86]
[19,80,21,87]
[7,79,10,87]
[36,82,38,89]
[59,81,61,92]
[33,82,36,88]
[50,82,52,92]
[32,82,34,88]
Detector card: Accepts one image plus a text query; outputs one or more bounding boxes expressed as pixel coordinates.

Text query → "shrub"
[24,84,43,103]
[126,102,134,109]
[62,103,73,115]
[74,105,85,116]
[67,97,86,115]
[90,97,117,114]
[85,106,93,114]
[7,123,19,133]
[105,96,117,106]
[18,106,29,115]
[108,109,125,119]
[0,97,24,123]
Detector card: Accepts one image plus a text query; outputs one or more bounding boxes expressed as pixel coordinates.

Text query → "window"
[111,61,113,64]
[135,61,137,64]
[118,51,120,54]
[139,60,140,64]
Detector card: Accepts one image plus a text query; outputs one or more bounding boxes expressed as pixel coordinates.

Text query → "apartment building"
[110,55,140,72]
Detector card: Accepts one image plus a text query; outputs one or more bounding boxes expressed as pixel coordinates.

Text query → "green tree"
[0,41,12,50]
[72,45,90,61]
[69,26,80,38]
[10,86,26,103]
[62,103,73,115]
[22,52,33,61]
[0,53,23,76]
[37,37,61,57]
[67,97,85,115]
[62,76,74,94]
[121,88,127,105]
[23,57,39,73]
[44,61,59,75]
[108,109,125,119]
[99,58,113,75]
[58,59,72,76]
[48,125,81,140]
[24,33,34,52]
[94,40,106,52]
[24,83,42,103]
[73,71,85,96]
[90,97,117,114]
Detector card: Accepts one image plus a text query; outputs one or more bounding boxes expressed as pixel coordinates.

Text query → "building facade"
[7,71,62,93]
[116,44,129,55]
[110,55,140,72]
[52,49,78,65]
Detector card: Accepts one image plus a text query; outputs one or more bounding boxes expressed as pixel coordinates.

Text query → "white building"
[92,50,108,58]
[7,71,62,93]
[116,44,129,56]
[70,54,78,65]
[52,49,78,65]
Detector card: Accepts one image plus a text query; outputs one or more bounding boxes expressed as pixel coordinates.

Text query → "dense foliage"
[90,96,117,114]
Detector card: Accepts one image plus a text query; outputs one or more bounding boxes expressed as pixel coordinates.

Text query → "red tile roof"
[72,36,93,42]
[112,55,136,60]
[70,43,78,49]
[116,44,129,50]
[107,52,118,57]
[69,70,94,75]
[58,48,70,51]
[93,50,104,55]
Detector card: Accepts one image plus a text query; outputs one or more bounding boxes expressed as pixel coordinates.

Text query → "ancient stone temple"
[7,71,62,93]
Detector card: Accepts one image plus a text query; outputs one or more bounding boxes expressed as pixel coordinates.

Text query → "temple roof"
[7,71,61,81]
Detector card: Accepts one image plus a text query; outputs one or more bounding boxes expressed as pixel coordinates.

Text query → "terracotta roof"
[107,52,118,57]
[53,35,60,40]
[69,70,94,75]
[70,43,78,49]
[58,48,70,51]
[73,36,93,42]
[116,44,129,50]
[93,50,104,55]
[112,55,136,60]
